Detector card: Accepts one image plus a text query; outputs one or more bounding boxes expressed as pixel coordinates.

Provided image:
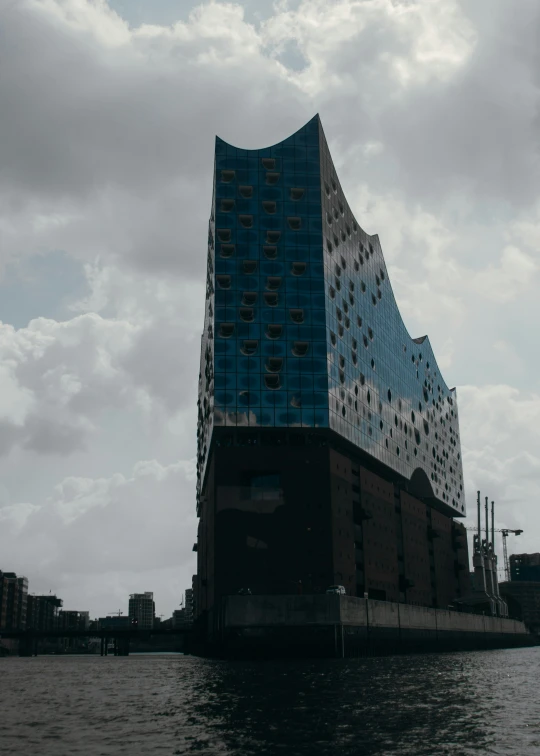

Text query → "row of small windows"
[219,322,313,343]
[219,188,305,205]
[216,260,306,277]
[220,158,281,183]
[217,216,302,230]
[218,331,309,357]
[232,307,306,323]
[217,229,296,243]
[218,274,285,290]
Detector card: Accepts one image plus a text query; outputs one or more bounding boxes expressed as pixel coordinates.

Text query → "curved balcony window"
[352,339,357,351]
[290,395,302,408]
[239,186,253,198]
[288,217,301,230]
[263,245,278,259]
[220,199,234,212]
[326,212,333,226]
[221,170,235,183]
[336,308,342,322]
[262,201,277,214]
[329,286,335,299]
[238,391,256,406]
[220,244,234,258]
[266,277,282,291]
[239,308,254,322]
[267,231,281,244]
[292,341,309,357]
[330,332,337,346]
[361,281,366,293]
[290,309,304,324]
[344,317,350,329]
[327,239,333,254]
[241,340,258,355]
[339,355,345,368]
[341,231,346,242]
[346,225,351,237]
[262,158,276,170]
[324,182,331,197]
[239,215,253,229]
[217,229,231,242]
[216,275,231,289]
[264,292,278,307]
[333,234,339,247]
[266,357,283,373]
[264,374,281,390]
[338,325,344,337]
[243,260,257,275]
[339,202,344,216]
[339,370,345,384]
[266,324,283,340]
[291,262,307,276]
[290,188,305,201]
[219,323,235,338]
[352,353,357,365]
[242,292,257,306]
[266,172,281,185]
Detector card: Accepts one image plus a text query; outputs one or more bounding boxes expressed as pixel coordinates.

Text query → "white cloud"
[1,0,540,616]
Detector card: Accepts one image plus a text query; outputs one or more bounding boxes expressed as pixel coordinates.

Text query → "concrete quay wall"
[219,595,534,657]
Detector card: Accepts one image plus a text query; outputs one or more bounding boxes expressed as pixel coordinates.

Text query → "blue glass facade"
[197,116,465,518]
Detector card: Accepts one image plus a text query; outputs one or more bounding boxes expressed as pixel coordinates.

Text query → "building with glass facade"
[195,116,469,630]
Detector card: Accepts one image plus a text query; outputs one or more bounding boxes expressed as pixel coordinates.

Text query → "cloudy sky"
[1,0,539,619]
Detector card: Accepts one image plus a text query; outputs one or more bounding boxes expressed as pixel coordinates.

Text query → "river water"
[1,648,539,755]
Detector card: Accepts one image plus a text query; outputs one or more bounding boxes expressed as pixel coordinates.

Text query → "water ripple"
[0,649,539,755]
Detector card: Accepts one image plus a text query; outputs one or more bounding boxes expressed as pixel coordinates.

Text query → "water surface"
[1,648,539,755]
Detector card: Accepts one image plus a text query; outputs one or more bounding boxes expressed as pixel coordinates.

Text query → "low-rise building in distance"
[510,553,540,582]
[500,581,540,634]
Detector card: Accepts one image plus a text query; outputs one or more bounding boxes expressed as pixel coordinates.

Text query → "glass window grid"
[199,116,465,514]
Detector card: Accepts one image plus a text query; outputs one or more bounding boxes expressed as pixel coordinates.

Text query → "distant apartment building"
[128,592,155,629]
[510,553,540,582]
[58,610,90,632]
[27,595,63,631]
[0,571,28,630]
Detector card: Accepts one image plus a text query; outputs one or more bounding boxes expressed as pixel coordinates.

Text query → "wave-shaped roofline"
[214,115,458,399]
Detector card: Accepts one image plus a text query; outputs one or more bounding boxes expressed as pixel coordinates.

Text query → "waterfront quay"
[203,594,538,658]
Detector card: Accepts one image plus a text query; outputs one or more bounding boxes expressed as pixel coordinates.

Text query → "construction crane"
[465,526,523,580]
[107,610,124,617]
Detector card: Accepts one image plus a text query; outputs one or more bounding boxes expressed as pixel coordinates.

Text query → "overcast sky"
[1,0,539,619]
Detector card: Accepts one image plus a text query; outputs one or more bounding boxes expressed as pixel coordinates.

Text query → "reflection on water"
[0,649,539,755]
